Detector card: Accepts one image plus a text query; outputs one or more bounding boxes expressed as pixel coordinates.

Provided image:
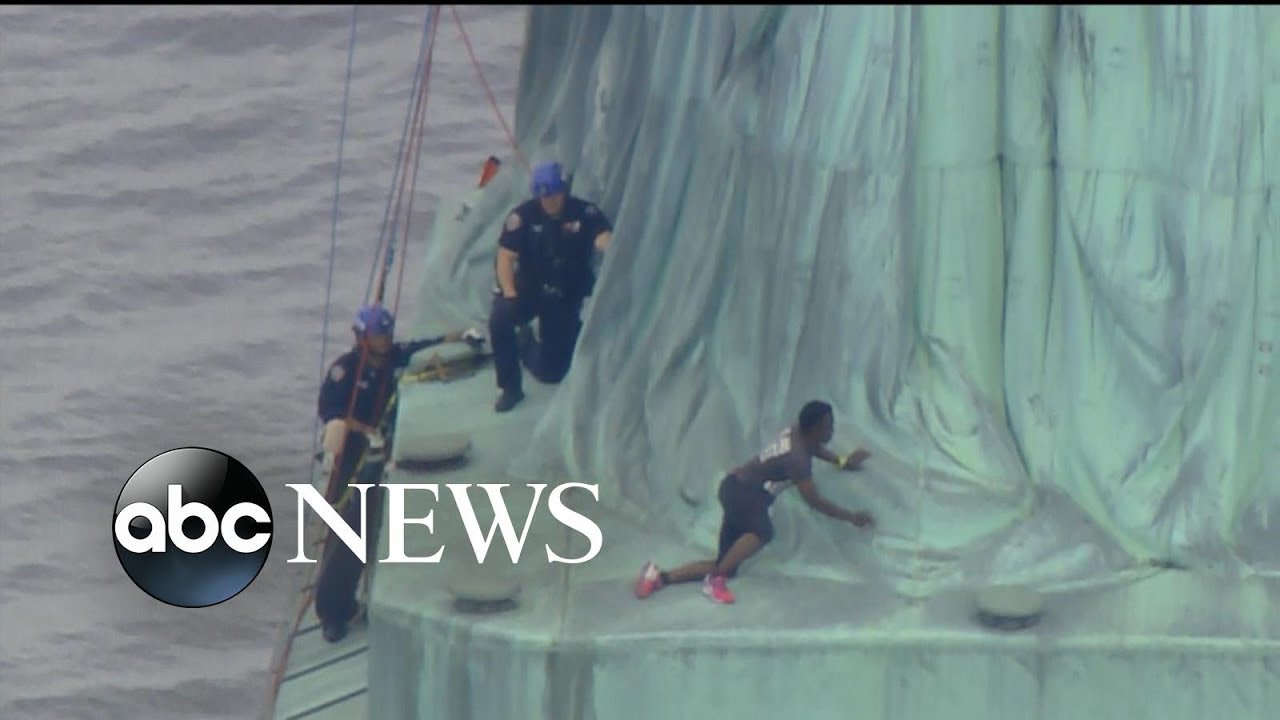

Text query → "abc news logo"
[112,448,274,608]
[113,448,603,608]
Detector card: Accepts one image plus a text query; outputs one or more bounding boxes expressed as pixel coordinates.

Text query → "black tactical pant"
[314,433,382,632]
[489,291,584,394]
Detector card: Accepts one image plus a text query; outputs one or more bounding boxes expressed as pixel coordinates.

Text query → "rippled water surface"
[1,5,523,717]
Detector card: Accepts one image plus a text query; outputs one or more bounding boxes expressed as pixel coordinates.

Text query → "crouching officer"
[488,160,613,412]
[313,303,468,642]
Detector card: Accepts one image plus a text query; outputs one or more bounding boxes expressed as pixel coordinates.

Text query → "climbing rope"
[327,2,436,516]
[376,15,435,307]
[364,8,438,305]
[263,6,361,717]
[262,7,435,719]
[266,6,532,717]
[311,5,360,474]
[388,5,442,313]
[450,5,527,170]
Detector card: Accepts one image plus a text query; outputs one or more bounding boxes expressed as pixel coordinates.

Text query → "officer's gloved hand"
[365,432,386,450]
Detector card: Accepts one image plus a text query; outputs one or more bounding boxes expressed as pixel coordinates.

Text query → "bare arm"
[496,247,519,298]
[813,445,842,466]
[797,478,874,527]
[796,478,854,521]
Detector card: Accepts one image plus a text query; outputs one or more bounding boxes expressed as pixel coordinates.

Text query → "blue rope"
[310,4,360,468]
[364,7,435,304]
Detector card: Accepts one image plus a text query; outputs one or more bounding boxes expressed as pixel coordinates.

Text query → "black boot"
[495,389,525,413]
[322,621,348,643]
[320,601,364,643]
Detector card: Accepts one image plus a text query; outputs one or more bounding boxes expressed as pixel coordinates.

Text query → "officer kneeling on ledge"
[489,160,613,412]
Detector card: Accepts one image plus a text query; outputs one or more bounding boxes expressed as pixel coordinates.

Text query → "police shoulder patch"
[329,364,346,382]
[504,212,522,232]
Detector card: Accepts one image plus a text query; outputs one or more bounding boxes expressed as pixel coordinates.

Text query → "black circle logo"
[112,447,273,608]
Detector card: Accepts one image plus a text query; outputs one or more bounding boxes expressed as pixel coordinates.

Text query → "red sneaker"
[633,561,665,599]
[701,574,735,604]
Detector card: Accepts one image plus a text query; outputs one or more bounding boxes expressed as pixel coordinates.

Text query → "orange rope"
[260,355,398,720]
[395,5,441,315]
[451,5,527,170]
[264,8,523,717]
[377,14,437,307]
[260,349,374,720]
[262,12,438,713]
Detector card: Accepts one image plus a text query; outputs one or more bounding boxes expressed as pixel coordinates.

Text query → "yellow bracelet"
[838,454,847,467]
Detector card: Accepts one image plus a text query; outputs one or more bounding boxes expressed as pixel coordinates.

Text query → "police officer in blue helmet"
[489,160,613,412]
[313,303,472,642]
[318,303,475,480]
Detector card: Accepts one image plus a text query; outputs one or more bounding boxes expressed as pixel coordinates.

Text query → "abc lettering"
[114,484,271,554]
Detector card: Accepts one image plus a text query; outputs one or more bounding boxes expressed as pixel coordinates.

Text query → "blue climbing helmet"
[353,303,394,337]
[529,161,567,198]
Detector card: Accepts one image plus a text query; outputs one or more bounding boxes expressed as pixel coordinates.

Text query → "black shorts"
[715,474,774,565]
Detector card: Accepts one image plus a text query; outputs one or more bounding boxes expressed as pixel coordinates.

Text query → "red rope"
[376,10,437,306]
[451,5,527,170]
[394,5,441,315]
[262,11,440,714]
[264,8,523,716]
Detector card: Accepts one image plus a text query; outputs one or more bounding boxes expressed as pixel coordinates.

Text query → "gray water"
[1,6,523,717]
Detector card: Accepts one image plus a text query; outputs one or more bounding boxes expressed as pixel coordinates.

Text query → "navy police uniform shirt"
[317,337,444,426]
[498,196,612,303]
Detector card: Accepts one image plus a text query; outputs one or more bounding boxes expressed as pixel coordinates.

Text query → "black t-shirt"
[730,426,815,505]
